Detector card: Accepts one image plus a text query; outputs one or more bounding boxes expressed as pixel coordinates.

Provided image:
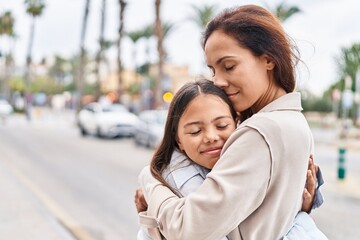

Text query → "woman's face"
[204,30,275,113]
[176,94,236,169]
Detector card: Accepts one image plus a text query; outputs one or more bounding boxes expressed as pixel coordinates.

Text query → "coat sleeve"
[138,127,272,239]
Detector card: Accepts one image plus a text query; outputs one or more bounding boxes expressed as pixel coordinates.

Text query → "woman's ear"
[263,55,275,70]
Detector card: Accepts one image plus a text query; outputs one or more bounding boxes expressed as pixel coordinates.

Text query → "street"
[0,110,153,239]
[0,109,359,240]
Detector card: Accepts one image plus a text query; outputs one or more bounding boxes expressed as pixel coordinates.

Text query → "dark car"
[134,109,167,148]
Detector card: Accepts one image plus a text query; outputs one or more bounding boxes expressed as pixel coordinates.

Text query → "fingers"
[306,169,316,195]
[134,187,148,213]
[301,188,312,213]
[308,155,316,180]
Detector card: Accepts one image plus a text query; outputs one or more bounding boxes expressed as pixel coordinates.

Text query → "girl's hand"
[301,155,318,213]
[134,187,148,213]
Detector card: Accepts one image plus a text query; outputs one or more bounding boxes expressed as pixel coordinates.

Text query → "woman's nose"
[213,74,228,89]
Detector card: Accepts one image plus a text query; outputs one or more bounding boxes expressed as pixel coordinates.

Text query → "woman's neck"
[251,84,286,113]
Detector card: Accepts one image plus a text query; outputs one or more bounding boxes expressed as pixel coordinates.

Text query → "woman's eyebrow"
[216,55,235,65]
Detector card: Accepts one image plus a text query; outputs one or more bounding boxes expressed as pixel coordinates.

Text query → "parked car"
[134,109,168,148]
[0,99,14,121]
[77,103,140,138]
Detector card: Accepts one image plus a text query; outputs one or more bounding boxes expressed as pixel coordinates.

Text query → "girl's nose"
[203,129,220,143]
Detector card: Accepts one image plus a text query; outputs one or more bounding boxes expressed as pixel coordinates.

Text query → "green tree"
[334,43,360,122]
[271,2,301,22]
[48,55,74,87]
[127,29,145,72]
[335,43,360,92]
[0,11,16,98]
[189,4,217,29]
[301,90,332,113]
[24,0,46,119]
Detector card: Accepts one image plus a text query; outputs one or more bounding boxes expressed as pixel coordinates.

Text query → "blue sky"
[1,0,360,96]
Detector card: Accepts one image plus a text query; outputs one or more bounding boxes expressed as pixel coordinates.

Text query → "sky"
[0,0,360,96]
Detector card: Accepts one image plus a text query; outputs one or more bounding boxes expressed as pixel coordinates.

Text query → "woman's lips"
[227,92,239,99]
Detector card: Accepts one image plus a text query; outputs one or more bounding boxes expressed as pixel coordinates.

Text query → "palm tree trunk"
[77,0,90,112]
[95,0,106,101]
[24,16,36,120]
[116,0,126,103]
[154,0,164,109]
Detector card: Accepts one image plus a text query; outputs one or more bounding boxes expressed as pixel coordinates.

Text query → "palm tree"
[138,24,154,71]
[24,0,45,120]
[0,11,16,99]
[189,4,217,29]
[94,0,107,101]
[271,2,301,22]
[335,43,360,92]
[334,43,360,123]
[127,29,144,72]
[154,0,164,109]
[116,0,127,103]
[76,0,91,112]
[188,4,217,77]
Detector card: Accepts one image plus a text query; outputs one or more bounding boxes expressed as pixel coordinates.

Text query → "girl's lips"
[201,147,222,156]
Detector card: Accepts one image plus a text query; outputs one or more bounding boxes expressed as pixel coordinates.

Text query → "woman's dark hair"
[202,4,300,121]
[150,79,237,194]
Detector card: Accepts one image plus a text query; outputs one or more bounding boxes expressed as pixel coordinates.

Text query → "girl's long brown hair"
[150,79,237,194]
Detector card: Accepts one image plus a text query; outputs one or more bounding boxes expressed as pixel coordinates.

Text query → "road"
[0,111,153,240]
[0,109,359,239]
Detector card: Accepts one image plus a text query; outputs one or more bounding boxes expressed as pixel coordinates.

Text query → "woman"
[138,5,323,239]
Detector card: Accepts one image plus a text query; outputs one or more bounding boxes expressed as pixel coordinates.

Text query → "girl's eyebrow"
[183,115,233,128]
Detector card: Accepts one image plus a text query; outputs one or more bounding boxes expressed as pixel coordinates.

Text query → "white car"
[134,109,168,148]
[77,103,140,138]
[0,99,14,119]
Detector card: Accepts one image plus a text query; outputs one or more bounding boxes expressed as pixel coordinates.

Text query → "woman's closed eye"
[224,65,234,71]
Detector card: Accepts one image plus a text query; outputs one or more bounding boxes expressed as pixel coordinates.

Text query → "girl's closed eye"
[188,129,201,135]
[217,123,230,129]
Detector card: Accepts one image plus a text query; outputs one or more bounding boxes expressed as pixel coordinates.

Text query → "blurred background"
[0,0,359,239]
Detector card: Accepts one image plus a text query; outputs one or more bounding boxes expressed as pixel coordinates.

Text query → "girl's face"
[204,30,275,113]
[176,94,236,169]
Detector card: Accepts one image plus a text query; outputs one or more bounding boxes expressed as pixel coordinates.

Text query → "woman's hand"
[134,187,148,213]
[301,155,318,213]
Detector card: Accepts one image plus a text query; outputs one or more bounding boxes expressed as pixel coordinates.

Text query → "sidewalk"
[0,160,76,240]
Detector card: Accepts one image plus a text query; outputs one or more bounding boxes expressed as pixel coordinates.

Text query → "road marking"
[8,166,96,240]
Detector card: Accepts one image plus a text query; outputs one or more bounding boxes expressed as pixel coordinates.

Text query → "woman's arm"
[139,129,271,239]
